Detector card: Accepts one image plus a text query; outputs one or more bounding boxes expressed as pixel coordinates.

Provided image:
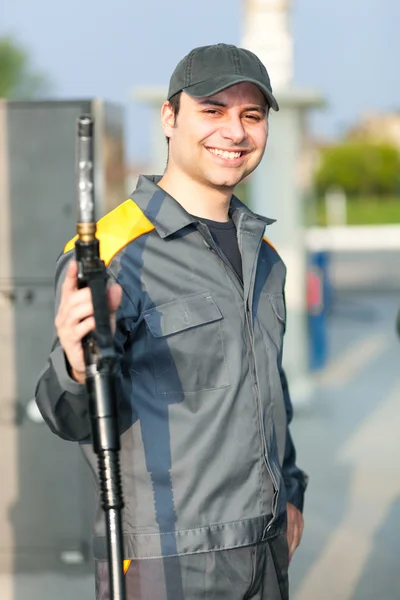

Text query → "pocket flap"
[143,292,223,338]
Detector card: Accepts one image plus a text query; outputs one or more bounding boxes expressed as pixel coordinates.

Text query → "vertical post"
[242,0,325,403]
[325,186,347,227]
[0,100,18,572]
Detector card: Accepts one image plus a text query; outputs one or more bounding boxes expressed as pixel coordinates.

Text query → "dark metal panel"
[7,101,91,281]
[0,99,125,572]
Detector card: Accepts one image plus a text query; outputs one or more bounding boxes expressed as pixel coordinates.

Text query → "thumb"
[62,259,79,291]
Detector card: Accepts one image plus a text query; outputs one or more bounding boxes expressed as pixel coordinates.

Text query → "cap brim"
[182,75,279,111]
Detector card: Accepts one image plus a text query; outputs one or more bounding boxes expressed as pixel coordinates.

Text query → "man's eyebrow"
[245,105,267,115]
[197,99,267,114]
[197,99,227,108]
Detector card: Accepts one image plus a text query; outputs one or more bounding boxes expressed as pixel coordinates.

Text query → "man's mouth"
[206,147,246,160]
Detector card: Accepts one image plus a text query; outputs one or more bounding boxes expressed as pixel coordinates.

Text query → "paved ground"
[289,289,400,600]
[1,285,400,599]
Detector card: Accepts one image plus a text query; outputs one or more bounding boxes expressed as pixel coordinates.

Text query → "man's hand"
[286,502,304,563]
[55,260,122,384]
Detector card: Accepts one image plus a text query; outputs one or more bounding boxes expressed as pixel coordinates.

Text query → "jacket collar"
[229,194,276,226]
[131,174,275,238]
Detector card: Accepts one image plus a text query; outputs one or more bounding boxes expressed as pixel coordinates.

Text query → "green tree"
[0,36,52,99]
[315,141,400,198]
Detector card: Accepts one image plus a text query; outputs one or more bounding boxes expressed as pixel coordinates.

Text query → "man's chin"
[206,173,244,190]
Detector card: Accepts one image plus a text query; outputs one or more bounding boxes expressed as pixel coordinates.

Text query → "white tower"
[242,0,293,90]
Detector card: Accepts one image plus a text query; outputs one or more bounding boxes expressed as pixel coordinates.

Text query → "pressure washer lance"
[75,115,126,600]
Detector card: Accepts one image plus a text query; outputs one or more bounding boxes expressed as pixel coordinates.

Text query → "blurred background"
[0,1,399,598]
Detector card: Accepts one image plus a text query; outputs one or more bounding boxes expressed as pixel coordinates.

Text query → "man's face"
[162,82,269,190]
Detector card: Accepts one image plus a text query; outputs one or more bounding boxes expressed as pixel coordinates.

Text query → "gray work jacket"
[35,174,308,560]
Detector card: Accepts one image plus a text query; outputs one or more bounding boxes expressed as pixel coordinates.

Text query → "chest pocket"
[143,291,230,394]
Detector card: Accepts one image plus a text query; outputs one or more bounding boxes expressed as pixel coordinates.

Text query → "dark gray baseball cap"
[167,43,279,111]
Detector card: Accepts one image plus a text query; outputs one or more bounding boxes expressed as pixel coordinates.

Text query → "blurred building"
[125,161,150,194]
[346,111,400,148]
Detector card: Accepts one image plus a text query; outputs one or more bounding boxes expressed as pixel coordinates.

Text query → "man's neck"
[158,170,233,222]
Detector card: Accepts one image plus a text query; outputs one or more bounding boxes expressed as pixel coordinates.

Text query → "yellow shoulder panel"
[263,236,277,254]
[123,560,131,575]
[63,200,155,266]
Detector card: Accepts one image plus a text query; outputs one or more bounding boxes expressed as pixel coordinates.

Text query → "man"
[36,43,308,599]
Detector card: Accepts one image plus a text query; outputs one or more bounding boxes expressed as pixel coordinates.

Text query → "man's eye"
[204,109,219,115]
[245,114,261,121]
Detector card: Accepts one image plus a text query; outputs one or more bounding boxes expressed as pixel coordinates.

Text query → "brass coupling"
[77,222,97,242]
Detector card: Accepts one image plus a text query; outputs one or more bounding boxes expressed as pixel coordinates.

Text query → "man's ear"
[160,101,176,139]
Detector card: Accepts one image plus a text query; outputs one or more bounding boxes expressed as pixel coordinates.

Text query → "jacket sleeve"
[280,366,309,512]
[279,287,309,511]
[35,251,136,442]
[35,338,91,441]
[35,252,91,441]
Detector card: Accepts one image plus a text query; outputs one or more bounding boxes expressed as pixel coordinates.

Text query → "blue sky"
[2,0,399,161]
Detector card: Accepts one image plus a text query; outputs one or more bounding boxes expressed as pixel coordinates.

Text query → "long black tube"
[75,115,126,600]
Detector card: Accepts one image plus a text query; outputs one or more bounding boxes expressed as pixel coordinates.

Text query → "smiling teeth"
[208,148,242,159]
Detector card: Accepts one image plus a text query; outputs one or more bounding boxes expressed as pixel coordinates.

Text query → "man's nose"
[220,116,246,144]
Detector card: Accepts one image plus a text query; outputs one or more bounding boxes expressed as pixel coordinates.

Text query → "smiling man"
[36,43,308,600]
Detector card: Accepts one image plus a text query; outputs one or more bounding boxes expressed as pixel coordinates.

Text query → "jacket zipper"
[236,214,279,531]
[200,217,279,528]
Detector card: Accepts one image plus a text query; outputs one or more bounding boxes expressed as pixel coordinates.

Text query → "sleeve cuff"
[50,345,86,395]
[284,475,308,513]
